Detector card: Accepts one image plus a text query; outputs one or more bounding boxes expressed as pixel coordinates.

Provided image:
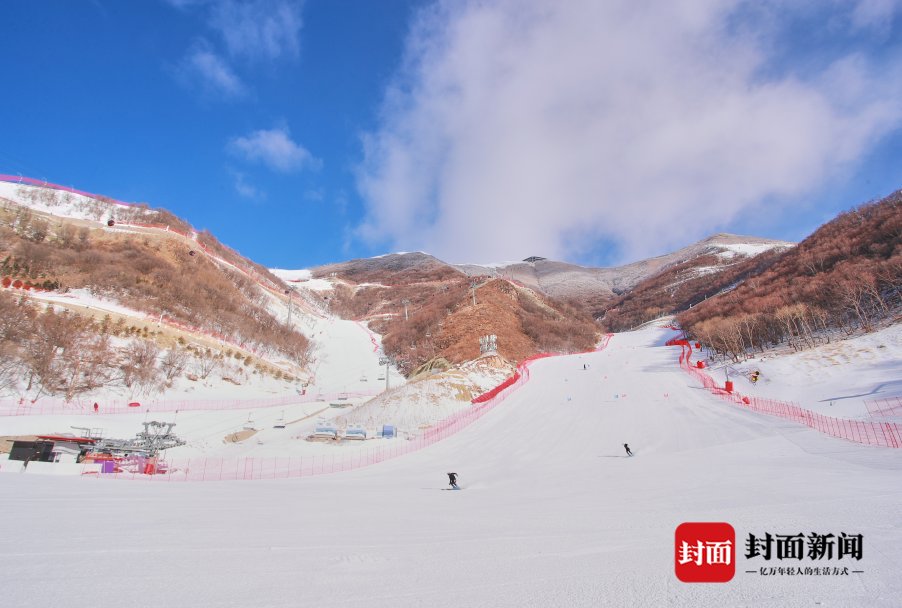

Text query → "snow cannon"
[725,381,734,393]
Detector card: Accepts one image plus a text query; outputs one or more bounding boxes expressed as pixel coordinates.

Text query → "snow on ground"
[714,241,793,259]
[0,398,382,459]
[15,286,154,320]
[2,324,900,607]
[303,277,335,291]
[269,267,313,282]
[705,323,902,419]
[0,181,138,222]
[0,296,403,454]
[335,355,514,432]
[303,316,403,395]
[370,251,424,258]
[269,268,337,293]
[475,259,524,269]
[688,265,721,277]
[2,269,397,403]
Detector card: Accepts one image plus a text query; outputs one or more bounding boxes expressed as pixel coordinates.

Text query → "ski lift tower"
[94,421,185,457]
[133,421,185,456]
[479,334,498,356]
[378,355,396,391]
[401,299,410,321]
[284,287,295,326]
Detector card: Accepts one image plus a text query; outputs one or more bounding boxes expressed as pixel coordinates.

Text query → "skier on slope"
[623,443,633,456]
[447,472,459,489]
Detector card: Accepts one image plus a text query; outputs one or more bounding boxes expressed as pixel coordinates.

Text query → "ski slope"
[2,326,901,607]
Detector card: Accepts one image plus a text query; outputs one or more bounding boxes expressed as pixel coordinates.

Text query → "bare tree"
[161,347,189,381]
[63,333,116,399]
[120,340,161,393]
[22,308,88,399]
[832,270,874,332]
[0,344,21,395]
[193,348,220,380]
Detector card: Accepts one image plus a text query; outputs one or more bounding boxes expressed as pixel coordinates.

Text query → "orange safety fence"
[666,338,901,448]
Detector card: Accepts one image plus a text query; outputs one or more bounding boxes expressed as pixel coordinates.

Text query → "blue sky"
[1,1,901,269]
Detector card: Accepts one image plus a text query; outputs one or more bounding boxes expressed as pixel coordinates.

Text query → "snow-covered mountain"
[455,233,794,303]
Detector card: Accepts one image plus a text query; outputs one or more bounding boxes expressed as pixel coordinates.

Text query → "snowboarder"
[623,443,633,457]
[447,472,459,489]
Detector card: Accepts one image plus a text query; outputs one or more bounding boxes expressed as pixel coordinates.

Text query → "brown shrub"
[678,191,902,357]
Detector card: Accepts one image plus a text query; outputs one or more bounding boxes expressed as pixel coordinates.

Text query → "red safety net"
[665,338,901,448]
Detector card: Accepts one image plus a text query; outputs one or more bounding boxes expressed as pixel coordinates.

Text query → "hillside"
[4,175,893,400]
[678,190,902,359]
[0,181,312,401]
[602,234,794,331]
[307,254,600,373]
[454,234,791,317]
[301,235,789,372]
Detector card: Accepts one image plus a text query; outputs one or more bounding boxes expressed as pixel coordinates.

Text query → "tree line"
[678,191,902,360]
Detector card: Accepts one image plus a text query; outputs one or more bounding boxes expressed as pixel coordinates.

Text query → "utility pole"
[284,288,294,326]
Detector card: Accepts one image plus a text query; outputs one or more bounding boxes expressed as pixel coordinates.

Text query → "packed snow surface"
[708,323,902,419]
[269,268,313,281]
[1,325,901,607]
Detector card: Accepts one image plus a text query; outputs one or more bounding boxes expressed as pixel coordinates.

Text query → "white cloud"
[178,45,247,98]
[209,0,303,61]
[232,171,265,200]
[851,0,901,31]
[229,127,321,173]
[356,0,902,264]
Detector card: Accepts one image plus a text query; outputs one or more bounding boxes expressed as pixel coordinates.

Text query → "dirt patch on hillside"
[224,429,258,443]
